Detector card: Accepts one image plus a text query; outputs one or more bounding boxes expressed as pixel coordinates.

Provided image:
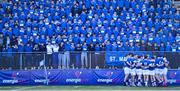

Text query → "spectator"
[95,44,100,51]
[0,34,3,52]
[33,44,40,69]
[100,43,106,51]
[70,43,76,68]
[160,43,165,52]
[153,43,159,51]
[129,42,135,51]
[46,42,53,69]
[88,43,95,51]
[134,43,140,51]
[171,43,177,52]
[178,42,180,52]
[6,44,13,69]
[39,43,46,52]
[118,42,125,51]
[1,45,6,69]
[18,42,24,52]
[165,42,171,51]
[81,43,88,68]
[12,44,19,69]
[146,42,153,51]
[140,41,146,51]
[24,43,33,69]
[58,42,64,69]
[52,43,59,69]
[75,43,82,68]
[64,41,70,69]
[105,41,111,51]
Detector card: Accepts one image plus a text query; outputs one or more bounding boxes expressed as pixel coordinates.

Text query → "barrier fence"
[0,69,179,86]
[0,51,179,70]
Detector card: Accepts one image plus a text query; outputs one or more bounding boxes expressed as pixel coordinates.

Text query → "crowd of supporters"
[0,0,179,53]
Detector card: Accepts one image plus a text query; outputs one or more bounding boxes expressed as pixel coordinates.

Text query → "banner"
[167,70,180,86]
[105,52,128,66]
[92,70,124,85]
[0,70,30,85]
[105,52,154,66]
[0,69,179,86]
[60,70,94,85]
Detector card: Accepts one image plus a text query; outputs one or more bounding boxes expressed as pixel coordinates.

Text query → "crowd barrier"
[0,51,179,69]
[0,69,179,86]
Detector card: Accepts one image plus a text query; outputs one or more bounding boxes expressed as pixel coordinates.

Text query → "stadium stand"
[0,0,180,87]
[0,0,179,52]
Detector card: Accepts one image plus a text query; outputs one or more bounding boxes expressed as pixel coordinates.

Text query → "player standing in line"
[158,57,167,86]
[123,54,131,86]
[135,55,143,86]
[155,57,163,85]
[142,55,150,86]
[149,56,156,86]
[162,57,169,86]
[129,54,136,86]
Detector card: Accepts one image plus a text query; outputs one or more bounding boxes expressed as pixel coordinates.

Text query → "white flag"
[39,60,45,67]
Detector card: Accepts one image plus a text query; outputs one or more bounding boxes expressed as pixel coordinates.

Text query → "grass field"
[0,86,180,91]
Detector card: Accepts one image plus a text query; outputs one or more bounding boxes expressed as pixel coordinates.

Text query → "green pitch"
[0,86,180,91]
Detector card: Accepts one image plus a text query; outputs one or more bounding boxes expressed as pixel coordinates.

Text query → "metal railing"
[0,51,179,70]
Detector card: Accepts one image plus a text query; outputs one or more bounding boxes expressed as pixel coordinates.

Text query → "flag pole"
[43,53,48,85]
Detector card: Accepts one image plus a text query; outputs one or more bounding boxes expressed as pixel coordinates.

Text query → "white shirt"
[52,45,59,53]
[46,44,53,54]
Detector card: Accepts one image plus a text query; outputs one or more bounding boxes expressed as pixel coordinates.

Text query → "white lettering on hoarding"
[34,79,49,83]
[2,80,18,84]
[66,79,81,83]
[97,79,113,83]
